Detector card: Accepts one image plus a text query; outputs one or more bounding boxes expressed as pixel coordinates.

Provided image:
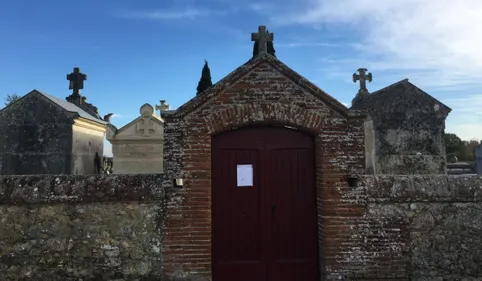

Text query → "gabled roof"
[167,53,351,118]
[116,113,163,135]
[1,90,107,124]
[353,78,452,113]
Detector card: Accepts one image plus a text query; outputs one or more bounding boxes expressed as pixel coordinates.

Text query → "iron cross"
[67,67,87,96]
[251,25,273,55]
[353,68,372,92]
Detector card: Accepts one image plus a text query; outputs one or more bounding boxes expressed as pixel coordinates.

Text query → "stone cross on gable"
[67,67,87,96]
[353,68,372,92]
[251,25,273,55]
[155,100,170,113]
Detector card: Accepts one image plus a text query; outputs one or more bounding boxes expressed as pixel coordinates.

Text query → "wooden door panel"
[212,126,318,281]
[267,148,318,281]
[212,148,265,281]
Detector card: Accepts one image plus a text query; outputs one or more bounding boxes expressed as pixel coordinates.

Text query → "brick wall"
[163,54,367,279]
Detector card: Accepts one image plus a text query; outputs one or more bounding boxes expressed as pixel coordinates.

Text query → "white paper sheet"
[237,164,253,187]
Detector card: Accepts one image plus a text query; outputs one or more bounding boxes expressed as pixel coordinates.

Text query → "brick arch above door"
[202,103,324,137]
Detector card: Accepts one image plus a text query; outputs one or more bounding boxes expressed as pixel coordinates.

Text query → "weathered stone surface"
[0,90,107,175]
[107,103,165,174]
[0,174,167,281]
[0,92,74,175]
[362,175,482,280]
[0,174,165,204]
[364,175,482,202]
[0,174,481,280]
[352,79,451,175]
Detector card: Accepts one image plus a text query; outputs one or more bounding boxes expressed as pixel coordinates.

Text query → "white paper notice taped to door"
[236,164,253,187]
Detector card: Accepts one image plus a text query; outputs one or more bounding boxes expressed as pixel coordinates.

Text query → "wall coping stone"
[361,175,482,202]
[0,174,167,205]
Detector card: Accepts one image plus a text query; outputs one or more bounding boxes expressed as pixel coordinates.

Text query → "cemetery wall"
[0,174,481,280]
[0,174,166,281]
[340,175,482,280]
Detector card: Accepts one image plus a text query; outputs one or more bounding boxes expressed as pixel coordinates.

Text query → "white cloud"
[248,3,271,11]
[272,0,482,88]
[276,42,339,48]
[264,0,482,140]
[122,7,225,20]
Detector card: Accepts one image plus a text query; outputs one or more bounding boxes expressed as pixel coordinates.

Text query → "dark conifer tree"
[196,60,213,95]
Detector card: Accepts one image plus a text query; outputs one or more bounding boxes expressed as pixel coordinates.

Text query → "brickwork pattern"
[163,54,366,279]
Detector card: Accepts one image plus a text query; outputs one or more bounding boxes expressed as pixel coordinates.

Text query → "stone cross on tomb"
[136,118,155,137]
[251,25,273,54]
[66,67,87,96]
[155,100,170,113]
[353,68,372,92]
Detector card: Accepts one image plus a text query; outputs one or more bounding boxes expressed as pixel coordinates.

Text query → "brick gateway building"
[161,26,367,281]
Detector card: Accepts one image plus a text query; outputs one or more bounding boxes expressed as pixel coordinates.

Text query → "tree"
[4,93,21,107]
[253,37,276,57]
[458,140,479,161]
[196,60,213,95]
[444,133,464,154]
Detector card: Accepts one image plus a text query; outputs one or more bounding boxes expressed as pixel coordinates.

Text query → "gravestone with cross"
[353,68,372,93]
[251,25,274,55]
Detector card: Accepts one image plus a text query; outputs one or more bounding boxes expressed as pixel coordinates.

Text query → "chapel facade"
[161,26,367,281]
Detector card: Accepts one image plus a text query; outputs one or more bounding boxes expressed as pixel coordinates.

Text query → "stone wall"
[0,92,74,175]
[0,174,481,280]
[0,174,165,281]
[357,175,482,281]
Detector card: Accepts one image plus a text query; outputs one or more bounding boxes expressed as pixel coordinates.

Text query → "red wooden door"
[212,126,319,281]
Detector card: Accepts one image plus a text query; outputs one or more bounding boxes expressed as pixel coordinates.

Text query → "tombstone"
[106,103,164,174]
[476,143,482,175]
[0,68,107,175]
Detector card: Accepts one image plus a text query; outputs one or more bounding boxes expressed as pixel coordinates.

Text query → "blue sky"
[1,0,481,156]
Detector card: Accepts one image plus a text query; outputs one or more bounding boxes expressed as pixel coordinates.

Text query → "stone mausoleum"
[351,71,451,175]
[106,103,165,174]
[0,68,107,175]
